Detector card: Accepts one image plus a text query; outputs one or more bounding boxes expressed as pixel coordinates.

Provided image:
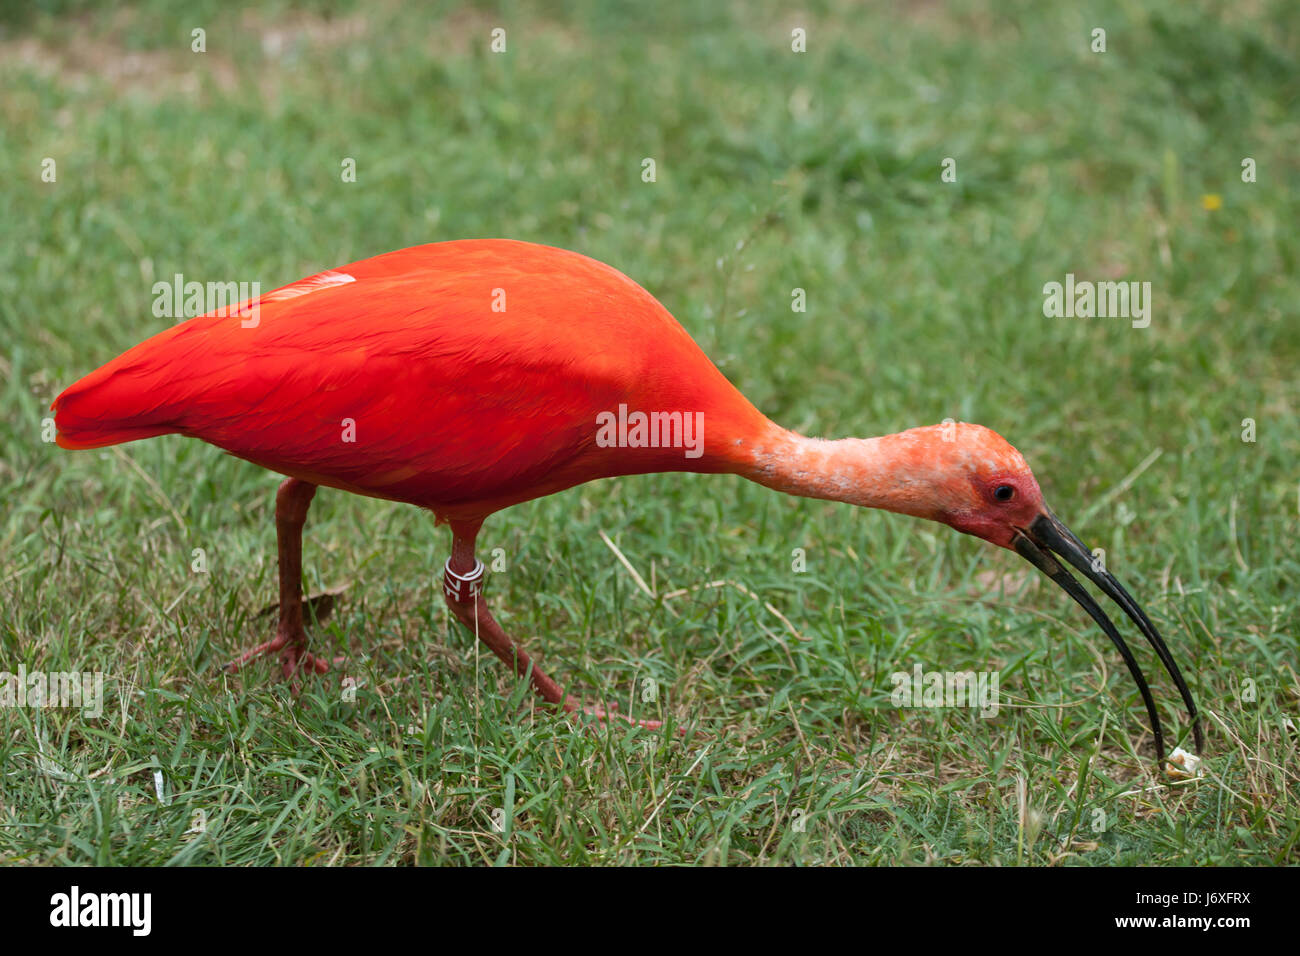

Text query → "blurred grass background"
[0,0,1297,864]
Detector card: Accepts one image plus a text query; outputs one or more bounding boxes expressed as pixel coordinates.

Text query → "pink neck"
[734,424,938,521]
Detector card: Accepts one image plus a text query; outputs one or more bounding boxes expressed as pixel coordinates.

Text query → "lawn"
[1,0,1297,865]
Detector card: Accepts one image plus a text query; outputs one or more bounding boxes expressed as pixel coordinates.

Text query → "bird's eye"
[994,484,1015,502]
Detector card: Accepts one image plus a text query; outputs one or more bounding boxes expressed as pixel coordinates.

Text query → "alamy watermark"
[152,273,261,327]
[49,886,150,936]
[1042,273,1151,329]
[890,663,1000,717]
[595,404,704,459]
[1,665,104,718]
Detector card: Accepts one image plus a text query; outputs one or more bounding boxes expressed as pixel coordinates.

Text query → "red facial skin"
[946,471,1047,549]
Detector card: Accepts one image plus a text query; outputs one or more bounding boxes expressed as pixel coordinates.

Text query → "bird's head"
[859,422,1203,765]
[882,422,1046,547]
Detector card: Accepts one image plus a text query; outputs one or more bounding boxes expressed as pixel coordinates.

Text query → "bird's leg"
[443,523,662,730]
[224,478,343,685]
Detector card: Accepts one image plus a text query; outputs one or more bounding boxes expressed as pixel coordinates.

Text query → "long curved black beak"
[1013,510,1203,767]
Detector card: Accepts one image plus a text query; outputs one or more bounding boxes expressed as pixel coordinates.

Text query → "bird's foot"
[223,629,345,687]
[560,697,666,732]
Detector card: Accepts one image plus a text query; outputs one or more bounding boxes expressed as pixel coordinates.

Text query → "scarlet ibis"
[54,239,1202,762]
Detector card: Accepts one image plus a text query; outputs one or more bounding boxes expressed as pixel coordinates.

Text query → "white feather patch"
[262,269,357,302]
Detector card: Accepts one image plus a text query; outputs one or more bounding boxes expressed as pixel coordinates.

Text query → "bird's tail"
[52,357,182,450]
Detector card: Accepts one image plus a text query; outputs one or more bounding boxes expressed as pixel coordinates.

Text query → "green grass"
[1,0,1297,865]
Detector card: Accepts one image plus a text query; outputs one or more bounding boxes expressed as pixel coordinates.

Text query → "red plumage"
[55,239,767,521]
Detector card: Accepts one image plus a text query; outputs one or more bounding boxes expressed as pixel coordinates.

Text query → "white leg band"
[443,558,485,602]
